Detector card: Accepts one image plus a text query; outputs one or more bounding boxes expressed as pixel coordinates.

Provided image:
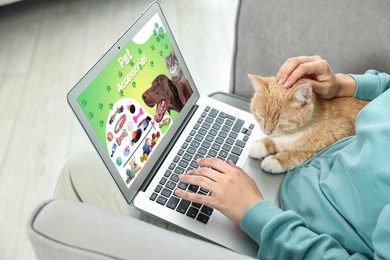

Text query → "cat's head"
[163,47,178,74]
[249,74,315,136]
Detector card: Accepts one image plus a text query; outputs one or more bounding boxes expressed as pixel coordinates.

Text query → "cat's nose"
[264,130,272,135]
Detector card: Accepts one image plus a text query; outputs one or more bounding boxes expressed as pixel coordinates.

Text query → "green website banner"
[78,24,175,146]
[76,14,191,187]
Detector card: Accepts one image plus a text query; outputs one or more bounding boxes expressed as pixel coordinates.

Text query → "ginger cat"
[248,74,368,174]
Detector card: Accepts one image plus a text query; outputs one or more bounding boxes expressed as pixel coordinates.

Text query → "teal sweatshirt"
[241,70,390,259]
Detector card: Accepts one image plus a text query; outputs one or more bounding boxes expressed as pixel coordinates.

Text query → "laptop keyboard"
[149,106,254,224]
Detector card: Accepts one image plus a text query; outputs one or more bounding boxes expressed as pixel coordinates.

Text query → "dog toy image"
[133,108,144,124]
[158,117,171,128]
[140,131,161,162]
[107,132,114,142]
[116,157,122,166]
[111,143,117,157]
[126,157,142,184]
[123,145,131,156]
[116,129,128,146]
[114,114,127,134]
[151,131,160,148]
[127,120,135,132]
[131,116,152,145]
[150,120,157,130]
[140,139,151,162]
[109,105,125,125]
[127,103,136,114]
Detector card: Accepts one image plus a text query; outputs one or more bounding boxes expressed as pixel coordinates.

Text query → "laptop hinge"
[139,104,199,192]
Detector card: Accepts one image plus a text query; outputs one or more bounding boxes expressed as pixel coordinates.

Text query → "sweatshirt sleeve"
[350,70,390,101]
[372,205,390,259]
[240,200,370,260]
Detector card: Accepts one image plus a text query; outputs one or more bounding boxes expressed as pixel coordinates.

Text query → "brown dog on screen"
[142,74,192,122]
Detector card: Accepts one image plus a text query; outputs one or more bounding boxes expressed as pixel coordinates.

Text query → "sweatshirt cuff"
[349,70,381,101]
[240,200,282,243]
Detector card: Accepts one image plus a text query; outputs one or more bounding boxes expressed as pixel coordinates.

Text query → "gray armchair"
[212,0,390,108]
[28,0,390,259]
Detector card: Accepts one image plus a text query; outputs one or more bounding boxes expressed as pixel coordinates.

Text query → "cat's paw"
[249,140,269,159]
[261,156,287,174]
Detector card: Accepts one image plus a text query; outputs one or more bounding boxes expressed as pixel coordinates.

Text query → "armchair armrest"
[27,200,254,259]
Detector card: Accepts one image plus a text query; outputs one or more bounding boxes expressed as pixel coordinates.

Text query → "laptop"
[67,2,284,257]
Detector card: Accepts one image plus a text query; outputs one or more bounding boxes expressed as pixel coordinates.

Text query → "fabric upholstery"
[232,0,390,99]
[28,200,253,260]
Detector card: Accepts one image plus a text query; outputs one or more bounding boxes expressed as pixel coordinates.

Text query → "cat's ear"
[292,84,312,104]
[248,74,268,93]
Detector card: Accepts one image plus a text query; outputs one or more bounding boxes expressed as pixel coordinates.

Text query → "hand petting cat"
[276,55,357,99]
[248,56,367,174]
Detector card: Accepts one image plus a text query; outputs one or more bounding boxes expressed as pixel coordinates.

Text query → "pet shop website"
[76,14,182,188]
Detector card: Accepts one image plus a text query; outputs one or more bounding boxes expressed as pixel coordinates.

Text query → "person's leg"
[54,151,139,217]
[54,151,199,237]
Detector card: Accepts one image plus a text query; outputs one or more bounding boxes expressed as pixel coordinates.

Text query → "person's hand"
[174,158,264,225]
[276,56,356,99]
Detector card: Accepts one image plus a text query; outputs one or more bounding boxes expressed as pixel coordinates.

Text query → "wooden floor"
[0,0,237,258]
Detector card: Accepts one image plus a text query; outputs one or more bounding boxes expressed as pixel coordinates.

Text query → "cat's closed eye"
[277,119,288,125]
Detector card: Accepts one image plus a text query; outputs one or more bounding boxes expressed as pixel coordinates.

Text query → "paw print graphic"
[109,103,114,110]
[119,90,124,97]
[132,81,136,88]
[118,71,123,78]
[150,61,154,67]
[98,103,103,110]
[159,50,163,57]
[138,48,142,55]
[88,112,94,119]
[99,120,104,127]
[164,43,168,50]
[151,45,155,51]
[106,85,111,92]
[130,61,134,67]
[81,99,87,107]
[153,23,165,42]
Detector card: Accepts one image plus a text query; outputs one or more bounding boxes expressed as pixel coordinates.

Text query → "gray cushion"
[28,200,253,260]
[232,0,390,99]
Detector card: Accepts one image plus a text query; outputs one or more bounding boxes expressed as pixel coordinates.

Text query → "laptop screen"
[76,12,193,188]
